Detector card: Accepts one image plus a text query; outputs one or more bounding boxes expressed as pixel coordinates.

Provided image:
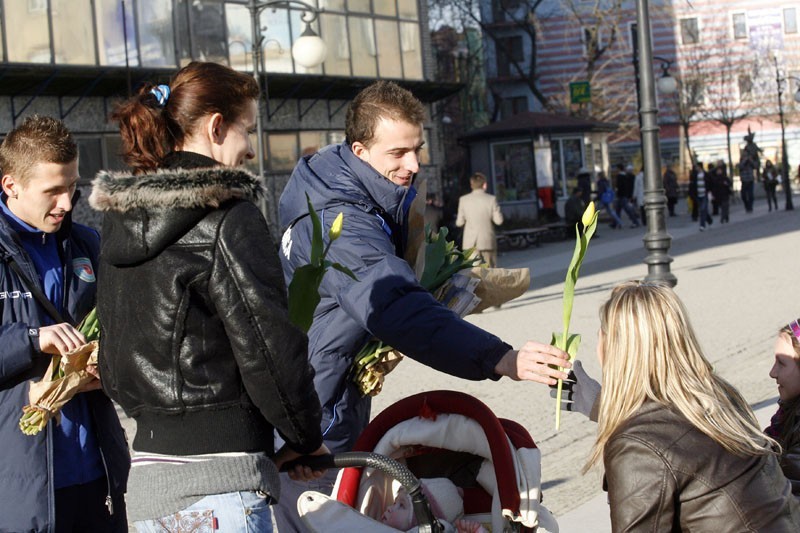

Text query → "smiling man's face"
[351,117,424,187]
[3,159,79,233]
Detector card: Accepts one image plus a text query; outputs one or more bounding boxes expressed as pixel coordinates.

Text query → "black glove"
[549,360,601,421]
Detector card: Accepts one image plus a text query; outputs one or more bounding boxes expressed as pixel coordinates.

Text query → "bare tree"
[546,0,642,139]
[429,0,549,117]
[699,50,760,176]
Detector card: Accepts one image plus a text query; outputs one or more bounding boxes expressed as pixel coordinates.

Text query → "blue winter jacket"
[0,207,130,532]
[279,143,511,453]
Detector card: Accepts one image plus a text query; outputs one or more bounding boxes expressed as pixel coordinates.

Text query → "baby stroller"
[290,390,558,532]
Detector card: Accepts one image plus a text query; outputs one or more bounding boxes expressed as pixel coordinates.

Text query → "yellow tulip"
[329,212,344,241]
[581,201,596,228]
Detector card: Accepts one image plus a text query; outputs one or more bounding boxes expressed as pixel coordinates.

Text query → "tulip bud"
[329,212,344,241]
[581,201,596,228]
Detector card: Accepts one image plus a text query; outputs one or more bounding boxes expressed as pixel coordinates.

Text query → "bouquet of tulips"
[350,226,484,396]
[19,309,101,435]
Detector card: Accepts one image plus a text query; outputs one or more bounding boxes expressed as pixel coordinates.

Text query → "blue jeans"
[134,491,272,533]
[601,200,623,227]
[699,196,711,228]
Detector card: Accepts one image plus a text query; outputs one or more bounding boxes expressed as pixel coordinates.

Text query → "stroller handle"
[281,452,444,533]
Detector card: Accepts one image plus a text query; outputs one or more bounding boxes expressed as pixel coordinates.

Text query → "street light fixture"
[635,0,677,286]
[247,0,327,221]
[772,52,798,211]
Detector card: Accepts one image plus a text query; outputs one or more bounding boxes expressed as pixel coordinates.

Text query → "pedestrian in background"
[739,156,757,213]
[596,171,623,229]
[575,167,592,204]
[563,187,586,232]
[689,161,712,230]
[614,163,640,227]
[663,165,679,217]
[457,172,504,267]
[765,318,800,497]
[0,116,129,532]
[707,162,720,216]
[588,281,800,531]
[711,163,732,224]
[91,61,328,532]
[763,160,780,212]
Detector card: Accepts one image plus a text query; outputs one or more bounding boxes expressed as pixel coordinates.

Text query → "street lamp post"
[246,0,326,222]
[772,54,799,211]
[635,0,678,286]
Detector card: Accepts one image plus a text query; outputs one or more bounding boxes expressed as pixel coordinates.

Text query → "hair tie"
[789,320,800,341]
[150,84,171,108]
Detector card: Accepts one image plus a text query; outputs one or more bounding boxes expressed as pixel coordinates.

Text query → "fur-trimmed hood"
[90,164,264,266]
[89,166,262,213]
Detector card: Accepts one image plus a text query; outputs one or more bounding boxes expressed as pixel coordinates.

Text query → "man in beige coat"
[456,172,504,267]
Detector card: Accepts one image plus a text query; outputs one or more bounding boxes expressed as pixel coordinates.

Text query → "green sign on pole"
[570,81,591,104]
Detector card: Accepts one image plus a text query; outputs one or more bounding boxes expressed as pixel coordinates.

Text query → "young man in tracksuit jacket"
[0,116,129,532]
[275,81,571,531]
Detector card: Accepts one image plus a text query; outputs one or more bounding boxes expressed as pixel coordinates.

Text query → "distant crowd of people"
[566,155,788,234]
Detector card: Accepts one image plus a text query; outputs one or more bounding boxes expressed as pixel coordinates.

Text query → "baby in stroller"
[381,477,486,532]
[297,390,558,533]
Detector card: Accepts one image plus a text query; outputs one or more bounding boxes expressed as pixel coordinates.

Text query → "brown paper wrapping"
[468,266,531,314]
[22,341,99,432]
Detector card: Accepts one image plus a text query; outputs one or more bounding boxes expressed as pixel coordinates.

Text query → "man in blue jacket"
[0,116,129,532]
[276,81,570,530]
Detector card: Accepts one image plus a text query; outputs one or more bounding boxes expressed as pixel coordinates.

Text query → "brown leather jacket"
[604,401,800,532]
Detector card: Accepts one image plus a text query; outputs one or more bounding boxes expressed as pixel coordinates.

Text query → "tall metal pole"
[636,0,676,286]
[248,0,270,221]
[775,57,795,211]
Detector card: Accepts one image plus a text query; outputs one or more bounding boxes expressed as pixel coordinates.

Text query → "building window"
[500,96,528,119]
[491,141,536,202]
[349,16,378,77]
[492,0,522,23]
[348,0,370,13]
[398,0,419,20]
[552,138,584,198]
[320,13,351,76]
[95,0,139,66]
[738,74,753,101]
[175,0,227,66]
[582,26,602,56]
[785,8,798,34]
[52,0,97,65]
[6,0,51,63]
[376,19,403,78]
[496,36,524,77]
[732,13,747,40]
[680,17,699,45]
[138,0,176,67]
[400,22,423,80]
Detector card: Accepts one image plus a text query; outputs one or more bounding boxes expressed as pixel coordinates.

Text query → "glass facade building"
[0,0,452,228]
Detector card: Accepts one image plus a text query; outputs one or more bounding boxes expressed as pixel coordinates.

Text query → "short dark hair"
[0,115,77,185]
[345,81,426,147]
[469,172,487,190]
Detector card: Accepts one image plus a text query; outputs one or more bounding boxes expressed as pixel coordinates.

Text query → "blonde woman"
[588,281,799,531]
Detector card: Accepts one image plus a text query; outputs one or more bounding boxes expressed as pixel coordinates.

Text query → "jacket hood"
[279,142,411,231]
[89,166,263,265]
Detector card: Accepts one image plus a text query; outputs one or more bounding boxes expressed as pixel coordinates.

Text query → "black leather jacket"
[604,401,800,532]
[90,152,322,456]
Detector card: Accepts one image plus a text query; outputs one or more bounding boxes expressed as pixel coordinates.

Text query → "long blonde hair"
[585,281,776,470]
